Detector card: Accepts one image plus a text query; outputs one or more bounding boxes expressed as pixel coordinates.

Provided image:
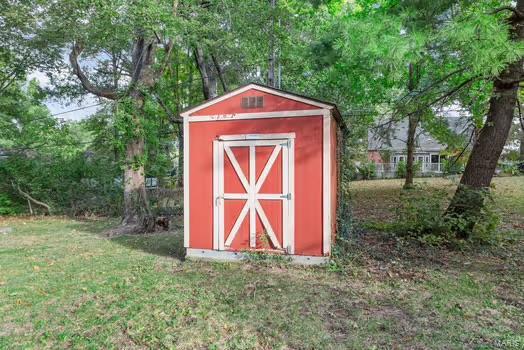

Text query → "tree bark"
[211,54,227,93]
[446,2,524,237]
[122,136,150,225]
[119,36,157,229]
[194,46,217,100]
[404,113,419,188]
[404,62,420,189]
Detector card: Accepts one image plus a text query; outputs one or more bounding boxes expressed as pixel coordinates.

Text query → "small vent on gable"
[241,96,264,109]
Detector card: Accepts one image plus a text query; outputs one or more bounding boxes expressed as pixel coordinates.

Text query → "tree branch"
[69,42,118,100]
[211,54,227,92]
[492,6,524,19]
[153,94,183,124]
[12,181,51,214]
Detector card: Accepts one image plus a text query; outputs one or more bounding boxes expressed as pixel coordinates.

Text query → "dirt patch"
[0,321,33,337]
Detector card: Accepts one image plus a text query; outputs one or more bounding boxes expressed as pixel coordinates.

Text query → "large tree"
[446,1,524,236]
[6,0,184,230]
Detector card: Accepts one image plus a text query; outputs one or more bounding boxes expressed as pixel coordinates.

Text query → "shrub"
[396,160,407,178]
[392,185,500,246]
[500,162,519,176]
[357,162,376,180]
[394,186,451,239]
[0,194,18,216]
[337,182,353,239]
[442,158,464,175]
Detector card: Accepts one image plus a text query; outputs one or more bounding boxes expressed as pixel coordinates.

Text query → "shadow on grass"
[111,231,186,260]
[65,218,186,260]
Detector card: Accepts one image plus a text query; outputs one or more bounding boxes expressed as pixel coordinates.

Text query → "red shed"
[181,83,344,264]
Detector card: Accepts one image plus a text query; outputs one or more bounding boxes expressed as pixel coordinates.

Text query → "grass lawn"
[1,177,523,349]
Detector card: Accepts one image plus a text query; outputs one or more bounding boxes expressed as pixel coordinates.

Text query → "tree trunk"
[122,136,150,225]
[211,54,227,93]
[70,32,164,233]
[404,62,419,189]
[446,2,524,237]
[194,46,217,100]
[404,113,419,189]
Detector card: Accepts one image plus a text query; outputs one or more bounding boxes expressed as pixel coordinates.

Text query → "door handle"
[280,193,291,200]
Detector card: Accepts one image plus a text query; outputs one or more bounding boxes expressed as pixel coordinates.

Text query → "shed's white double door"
[213,134,295,253]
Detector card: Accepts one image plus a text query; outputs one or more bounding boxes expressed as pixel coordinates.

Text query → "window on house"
[431,155,439,163]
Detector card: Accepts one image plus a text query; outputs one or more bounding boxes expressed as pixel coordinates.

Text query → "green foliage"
[357,162,376,180]
[0,76,122,216]
[0,194,19,216]
[500,162,520,176]
[392,185,501,246]
[396,160,407,178]
[241,250,292,265]
[443,158,465,175]
[328,237,362,274]
[337,182,353,239]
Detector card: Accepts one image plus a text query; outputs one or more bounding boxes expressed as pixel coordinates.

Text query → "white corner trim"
[322,110,331,255]
[180,84,332,117]
[185,248,329,265]
[218,133,295,141]
[187,109,326,122]
[212,140,219,250]
[183,116,190,248]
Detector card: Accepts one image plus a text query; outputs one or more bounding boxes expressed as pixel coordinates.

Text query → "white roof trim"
[180,84,333,117]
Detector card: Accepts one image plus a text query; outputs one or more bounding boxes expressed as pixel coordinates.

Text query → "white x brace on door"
[213,133,295,253]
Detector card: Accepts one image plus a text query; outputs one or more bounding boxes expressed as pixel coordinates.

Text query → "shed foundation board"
[186,248,329,265]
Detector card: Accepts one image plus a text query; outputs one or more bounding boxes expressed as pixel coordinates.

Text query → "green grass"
[0,177,523,349]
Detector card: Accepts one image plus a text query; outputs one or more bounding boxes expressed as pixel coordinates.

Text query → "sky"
[28,70,101,121]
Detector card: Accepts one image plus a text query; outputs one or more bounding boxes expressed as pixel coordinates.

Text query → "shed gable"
[189,88,320,116]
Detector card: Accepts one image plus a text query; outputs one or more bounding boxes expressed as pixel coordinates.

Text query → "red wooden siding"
[189,116,323,256]
[190,90,319,116]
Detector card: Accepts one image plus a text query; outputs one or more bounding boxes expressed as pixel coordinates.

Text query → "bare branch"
[211,54,227,92]
[69,42,118,100]
[12,181,51,214]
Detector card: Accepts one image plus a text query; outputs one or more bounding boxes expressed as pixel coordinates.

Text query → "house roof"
[180,82,347,133]
[368,117,471,153]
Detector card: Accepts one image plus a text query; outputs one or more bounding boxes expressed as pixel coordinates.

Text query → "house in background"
[368,117,470,177]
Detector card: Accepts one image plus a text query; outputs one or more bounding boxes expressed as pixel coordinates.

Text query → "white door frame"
[213,133,295,253]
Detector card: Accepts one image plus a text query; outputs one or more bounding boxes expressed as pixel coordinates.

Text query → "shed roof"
[181,83,347,133]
